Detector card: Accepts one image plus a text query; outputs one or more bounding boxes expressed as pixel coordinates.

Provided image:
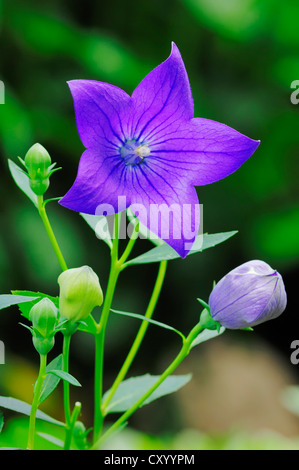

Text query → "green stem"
[64,401,82,450]
[118,222,139,267]
[102,260,167,413]
[91,322,204,450]
[93,213,122,443]
[36,196,71,433]
[26,353,47,450]
[37,195,68,272]
[62,333,72,427]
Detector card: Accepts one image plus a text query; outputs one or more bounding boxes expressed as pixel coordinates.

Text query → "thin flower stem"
[93,212,122,443]
[62,333,72,427]
[91,322,205,450]
[64,401,82,450]
[102,260,168,413]
[37,195,68,272]
[118,223,139,266]
[26,353,47,450]
[36,195,71,436]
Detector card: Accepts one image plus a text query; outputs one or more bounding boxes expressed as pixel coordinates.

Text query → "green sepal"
[198,303,221,332]
[48,167,62,177]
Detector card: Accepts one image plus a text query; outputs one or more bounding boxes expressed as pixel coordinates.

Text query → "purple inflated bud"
[208,260,287,329]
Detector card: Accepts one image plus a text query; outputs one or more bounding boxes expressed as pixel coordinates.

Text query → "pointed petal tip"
[170,41,182,59]
[250,138,261,154]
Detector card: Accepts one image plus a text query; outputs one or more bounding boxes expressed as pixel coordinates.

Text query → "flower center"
[120,139,150,166]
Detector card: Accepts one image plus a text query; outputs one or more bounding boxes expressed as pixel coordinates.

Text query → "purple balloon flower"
[209,260,287,329]
[59,42,260,257]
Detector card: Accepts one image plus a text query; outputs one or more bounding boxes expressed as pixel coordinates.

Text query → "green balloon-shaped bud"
[29,298,58,355]
[24,143,52,195]
[58,266,103,323]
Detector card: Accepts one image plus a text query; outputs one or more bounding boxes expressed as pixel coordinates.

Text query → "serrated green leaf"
[80,213,112,249]
[39,355,63,404]
[47,370,81,387]
[125,231,238,265]
[8,159,38,207]
[103,374,192,414]
[11,290,59,319]
[190,326,226,349]
[0,294,39,311]
[110,309,185,340]
[0,397,64,426]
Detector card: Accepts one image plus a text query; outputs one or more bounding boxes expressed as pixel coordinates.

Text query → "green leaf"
[0,397,64,426]
[190,326,226,349]
[8,159,38,207]
[110,309,185,340]
[103,374,192,414]
[80,213,112,249]
[47,370,81,387]
[38,432,64,448]
[0,412,3,433]
[11,290,59,319]
[125,231,238,265]
[0,294,39,311]
[39,355,63,404]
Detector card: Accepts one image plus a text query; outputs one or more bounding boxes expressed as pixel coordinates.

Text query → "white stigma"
[135,144,150,159]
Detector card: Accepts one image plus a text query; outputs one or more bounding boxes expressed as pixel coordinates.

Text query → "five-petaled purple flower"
[209,260,287,329]
[59,43,260,257]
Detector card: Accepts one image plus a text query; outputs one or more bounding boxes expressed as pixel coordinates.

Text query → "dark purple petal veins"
[61,43,261,257]
[130,171,200,258]
[67,80,131,149]
[129,43,194,143]
[59,147,131,215]
[148,118,260,186]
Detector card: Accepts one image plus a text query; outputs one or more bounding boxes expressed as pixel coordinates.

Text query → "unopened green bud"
[58,266,103,323]
[30,298,57,337]
[24,143,51,195]
[32,336,55,356]
[73,421,88,450]
[29,298,58,355]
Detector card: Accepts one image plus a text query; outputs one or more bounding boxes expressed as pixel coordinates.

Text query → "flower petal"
[129,168,200,258]
[129,43,194,143]
[149,117,260,186]
[67,80,131,149]
[59,148,130,215]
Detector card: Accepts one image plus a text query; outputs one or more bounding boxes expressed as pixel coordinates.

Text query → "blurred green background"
[0,0,299,449]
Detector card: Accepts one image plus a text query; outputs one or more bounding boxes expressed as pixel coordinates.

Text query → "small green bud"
[24,143,52,196]
[73,421,88,450]
[29,298,58,355]
[29,298,58,337]
[32,336,55,356]
[58,266,103,323]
